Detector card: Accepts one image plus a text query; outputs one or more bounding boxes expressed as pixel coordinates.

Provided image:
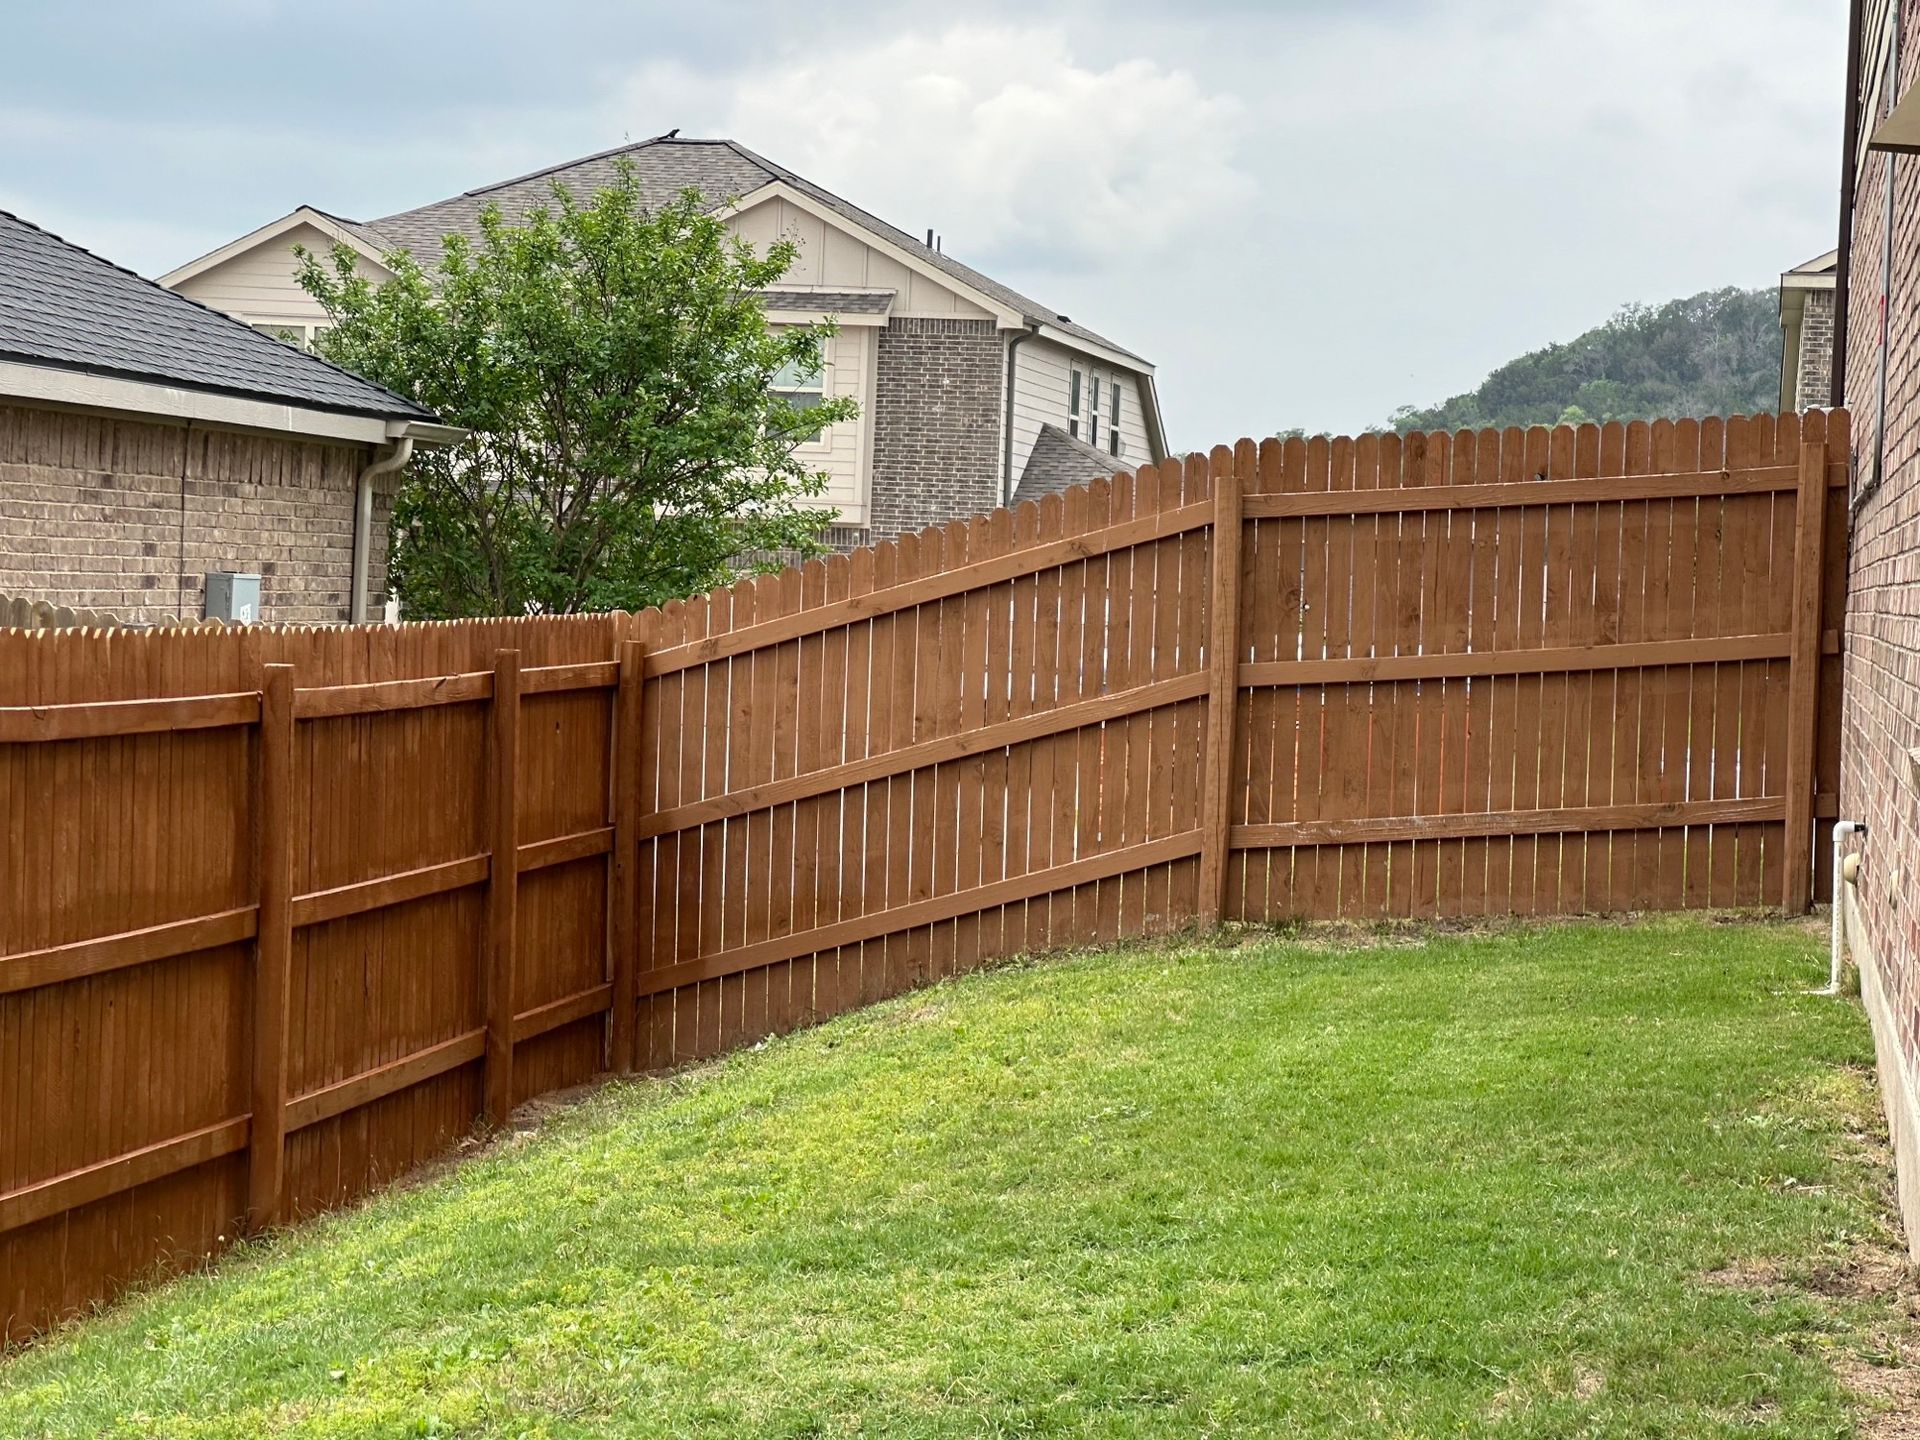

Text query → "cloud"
[623,25,1253,270]
[6,0,1849,447]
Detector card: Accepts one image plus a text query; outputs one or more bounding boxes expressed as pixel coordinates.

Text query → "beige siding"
[1009,338,1152,485]
[726,196,994,318]
[170,223,389,330]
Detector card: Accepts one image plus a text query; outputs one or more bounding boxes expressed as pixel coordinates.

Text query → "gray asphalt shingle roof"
[758,290,894,314]
[1018,422,1132,499]
[343,136,1147,366]
[0,209,435,422]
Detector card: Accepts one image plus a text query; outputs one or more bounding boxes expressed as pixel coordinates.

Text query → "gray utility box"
[204,572,262,624]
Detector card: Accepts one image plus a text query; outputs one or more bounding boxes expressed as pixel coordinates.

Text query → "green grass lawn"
[2,917,1912,1437]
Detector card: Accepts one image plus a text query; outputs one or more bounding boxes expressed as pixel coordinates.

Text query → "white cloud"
[623,25,1253,269]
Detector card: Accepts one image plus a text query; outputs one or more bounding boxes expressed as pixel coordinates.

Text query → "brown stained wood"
[0,691,259,743]
[1197,444,1246,923]
[634,830,1204,999]
[512,982,614,1044]
[0,907,257,996]
[0,1117,251,1238]
[290,855,490,930]
[1238,635,1794,689]
[484,650,520,1126]
[284,1029,486,1133]
[247,664,295,1230]
[609,640,645,1072]
[292,672,491,719]
[1232,796,1783,849]
[638,671,1209,840]
[1781,441,1829,912]
[516,827,614,874]
[1239,464,1799,521]
[522,661,620,694]
[644,501,1214,676]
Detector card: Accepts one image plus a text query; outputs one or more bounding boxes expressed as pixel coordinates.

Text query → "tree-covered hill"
[1380,286,1780,434]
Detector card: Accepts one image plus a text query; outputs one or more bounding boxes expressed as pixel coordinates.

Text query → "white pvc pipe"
[1824,820,1866,995]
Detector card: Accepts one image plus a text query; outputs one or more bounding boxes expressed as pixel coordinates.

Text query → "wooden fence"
[0,412,1849,1341]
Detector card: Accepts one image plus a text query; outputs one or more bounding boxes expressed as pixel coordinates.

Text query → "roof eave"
[1033,323,1153,376]
[0,358,441,445]
[159,206,391,290]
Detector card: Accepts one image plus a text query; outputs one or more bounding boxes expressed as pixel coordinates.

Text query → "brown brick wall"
[1841,17,1920,1233]
[0,402,392,626]
[868,317,1005,541]
[1796,287,1836,412]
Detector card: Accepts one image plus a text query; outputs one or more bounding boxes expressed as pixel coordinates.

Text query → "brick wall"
[868,318,1005,541]
[0,402,392,626]
[1796,287,1836,412]
[1840,13,1920,1254]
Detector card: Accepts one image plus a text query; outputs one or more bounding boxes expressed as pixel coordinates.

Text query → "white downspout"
[351,436,412,625]
[1824,820,1867,995]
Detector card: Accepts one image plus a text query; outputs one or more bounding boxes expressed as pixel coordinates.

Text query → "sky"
[3,0,1848,449]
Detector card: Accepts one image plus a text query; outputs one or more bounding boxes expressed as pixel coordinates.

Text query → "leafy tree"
[1378,287,1780,435]
[297,165,856,617]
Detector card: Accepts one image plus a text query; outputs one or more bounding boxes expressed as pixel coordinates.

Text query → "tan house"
[159,134,1168,547]
[0,208,454,626]
[1777,249,1837,414]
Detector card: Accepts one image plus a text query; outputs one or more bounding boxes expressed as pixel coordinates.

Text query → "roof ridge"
[0,206,432,420]
[457,132,743,200]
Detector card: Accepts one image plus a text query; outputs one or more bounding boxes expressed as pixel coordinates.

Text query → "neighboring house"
[158,134,1167,547]
[1778,249,1837,414]
[1834,0,1920,1259]
[0,209,454,625]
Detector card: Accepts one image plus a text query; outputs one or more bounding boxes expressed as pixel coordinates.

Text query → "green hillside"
[1382,286,1781,434]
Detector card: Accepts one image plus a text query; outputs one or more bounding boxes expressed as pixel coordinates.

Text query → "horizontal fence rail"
[0,412,1848,1345]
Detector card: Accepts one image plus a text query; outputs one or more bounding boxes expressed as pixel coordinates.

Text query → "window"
[1109,385,1123,456]
[1088,374,1101,448]
[770,333,830,442]
[250,320,327,351]
[1068,367,1083,439]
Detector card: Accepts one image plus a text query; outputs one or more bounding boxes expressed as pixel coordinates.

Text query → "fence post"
[609,638,646,1073]
[247,663,295,1231]
[485,648,521,1125]
[1781,438,1829,914]
[1198,442,1247,926]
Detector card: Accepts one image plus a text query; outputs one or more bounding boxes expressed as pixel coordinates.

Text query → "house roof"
[1018,422,1131,499]
[1781,249,1839,287]
[759,289,894,315]
[346,135,1150,367]
[0,209,435,423]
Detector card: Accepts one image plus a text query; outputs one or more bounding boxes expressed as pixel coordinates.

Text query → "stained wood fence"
[0,412,1848,1341]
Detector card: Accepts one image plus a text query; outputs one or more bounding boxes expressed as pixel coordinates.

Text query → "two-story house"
[160,133,1168,549]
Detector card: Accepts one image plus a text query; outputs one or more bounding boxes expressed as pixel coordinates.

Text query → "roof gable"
[158,206,393,290]
[358,134,1151,368]
[0,209,433,422]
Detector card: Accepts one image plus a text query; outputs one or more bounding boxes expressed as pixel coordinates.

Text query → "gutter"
[1834,0,1866,408]
[1002,323,1039,505]
[351,436,413,624]
[347,419,465,623]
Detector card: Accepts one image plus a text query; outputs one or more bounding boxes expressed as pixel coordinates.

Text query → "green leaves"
[296,162,856,617]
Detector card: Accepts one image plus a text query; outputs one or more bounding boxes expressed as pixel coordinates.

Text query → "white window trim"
[771,328,834,453]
